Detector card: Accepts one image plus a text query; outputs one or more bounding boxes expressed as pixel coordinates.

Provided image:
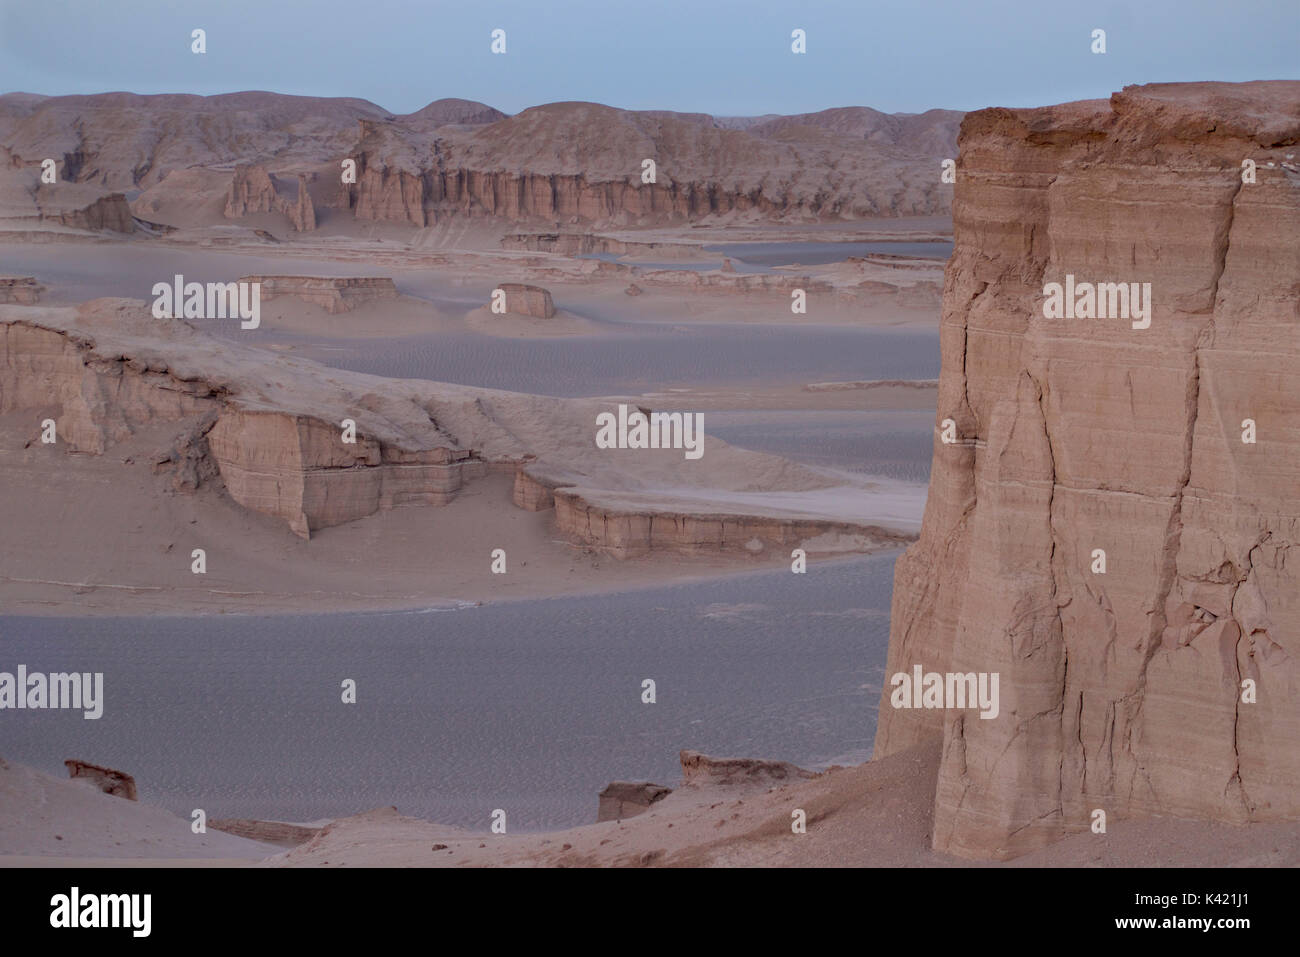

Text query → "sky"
[1,0,1296,116]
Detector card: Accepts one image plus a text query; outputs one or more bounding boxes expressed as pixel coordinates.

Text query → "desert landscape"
[1,4,1297,881]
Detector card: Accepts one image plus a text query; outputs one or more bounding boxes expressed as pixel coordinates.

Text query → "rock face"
[285,173,315,231]
[206,409,477,539]
[225,166,316,231]
[53,192,133,231]
[64,760,137,800]
[328,102,961,228]
[0,277,42,304]
[495,282,555,318]
[2,92,961,228]
[552,488,909,558]
[355,162,426,227]
[241,275,398,313]
[874,82,1300,860]
[224,163,276,217]
[596,781,672,822]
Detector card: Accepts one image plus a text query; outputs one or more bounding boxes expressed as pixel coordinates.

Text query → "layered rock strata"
[224,163,276,217]
[874,81,1300,859]
[1,300,914,549]
[225,165,317,231]
[553,488,911,558]
[240,275,399,313]
[495,282,555,318]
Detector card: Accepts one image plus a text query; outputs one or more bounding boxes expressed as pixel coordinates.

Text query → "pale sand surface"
[2,416,888,617]
[0,758,277,862]
[0,291,934,617]
[4,745,1294,868]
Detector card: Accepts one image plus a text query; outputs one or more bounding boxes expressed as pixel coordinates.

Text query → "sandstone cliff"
[224,163,277,217]
[1,91,959,229]
[495,282,555,318]
[328,102,960,228]
[224,166,317,231]
[875,81,1300,859]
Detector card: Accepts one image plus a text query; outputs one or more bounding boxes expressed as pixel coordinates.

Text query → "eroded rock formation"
[596,781,672,822]
[225,166,316,231]
[679,750,818,788]
[64,759,137,800]
[224,163,276,217]
[285,173,315,232]
[495,282,555,318]
[0,277,42,304]
[1,299,913,548]
[209,818,322,846]
[875,81,1300,860]
[242,275,398,313]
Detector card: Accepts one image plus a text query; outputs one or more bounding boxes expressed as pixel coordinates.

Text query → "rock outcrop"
[495,282,555,318]
[596,781,672,822]
[224,163,277,217]
[284,173,315,231]
[679,750,819,788]
[209,818,322,846]
[1,299,916,547]
[874,81,1300,860]
[51,192,133,232]
[64,760,137,800]
[553,487,911,558]
[0,277,42,304]
[241,275,399,313]
[206,410,478,539]
[225,166,316,231]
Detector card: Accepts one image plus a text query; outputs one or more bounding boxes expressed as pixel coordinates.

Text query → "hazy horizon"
[2,0,1296,117]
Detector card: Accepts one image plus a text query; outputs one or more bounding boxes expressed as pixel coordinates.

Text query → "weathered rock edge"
[0,300,914,554]
[874,81,1300,860]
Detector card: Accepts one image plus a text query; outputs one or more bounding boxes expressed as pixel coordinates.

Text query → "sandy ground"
[0,210,947,331]
[2,415,881,617]
[4,744,1295,868]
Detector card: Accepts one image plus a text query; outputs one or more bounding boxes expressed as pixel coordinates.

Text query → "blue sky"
[1,0,1295,115]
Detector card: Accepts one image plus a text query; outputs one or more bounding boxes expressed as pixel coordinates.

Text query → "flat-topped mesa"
[874,81,1300,861]
[495,282,555,318]
[239,275,399,314]
[0,277,42,304]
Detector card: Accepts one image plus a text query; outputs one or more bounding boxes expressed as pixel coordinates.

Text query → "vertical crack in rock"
[1033,372,1069,818]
